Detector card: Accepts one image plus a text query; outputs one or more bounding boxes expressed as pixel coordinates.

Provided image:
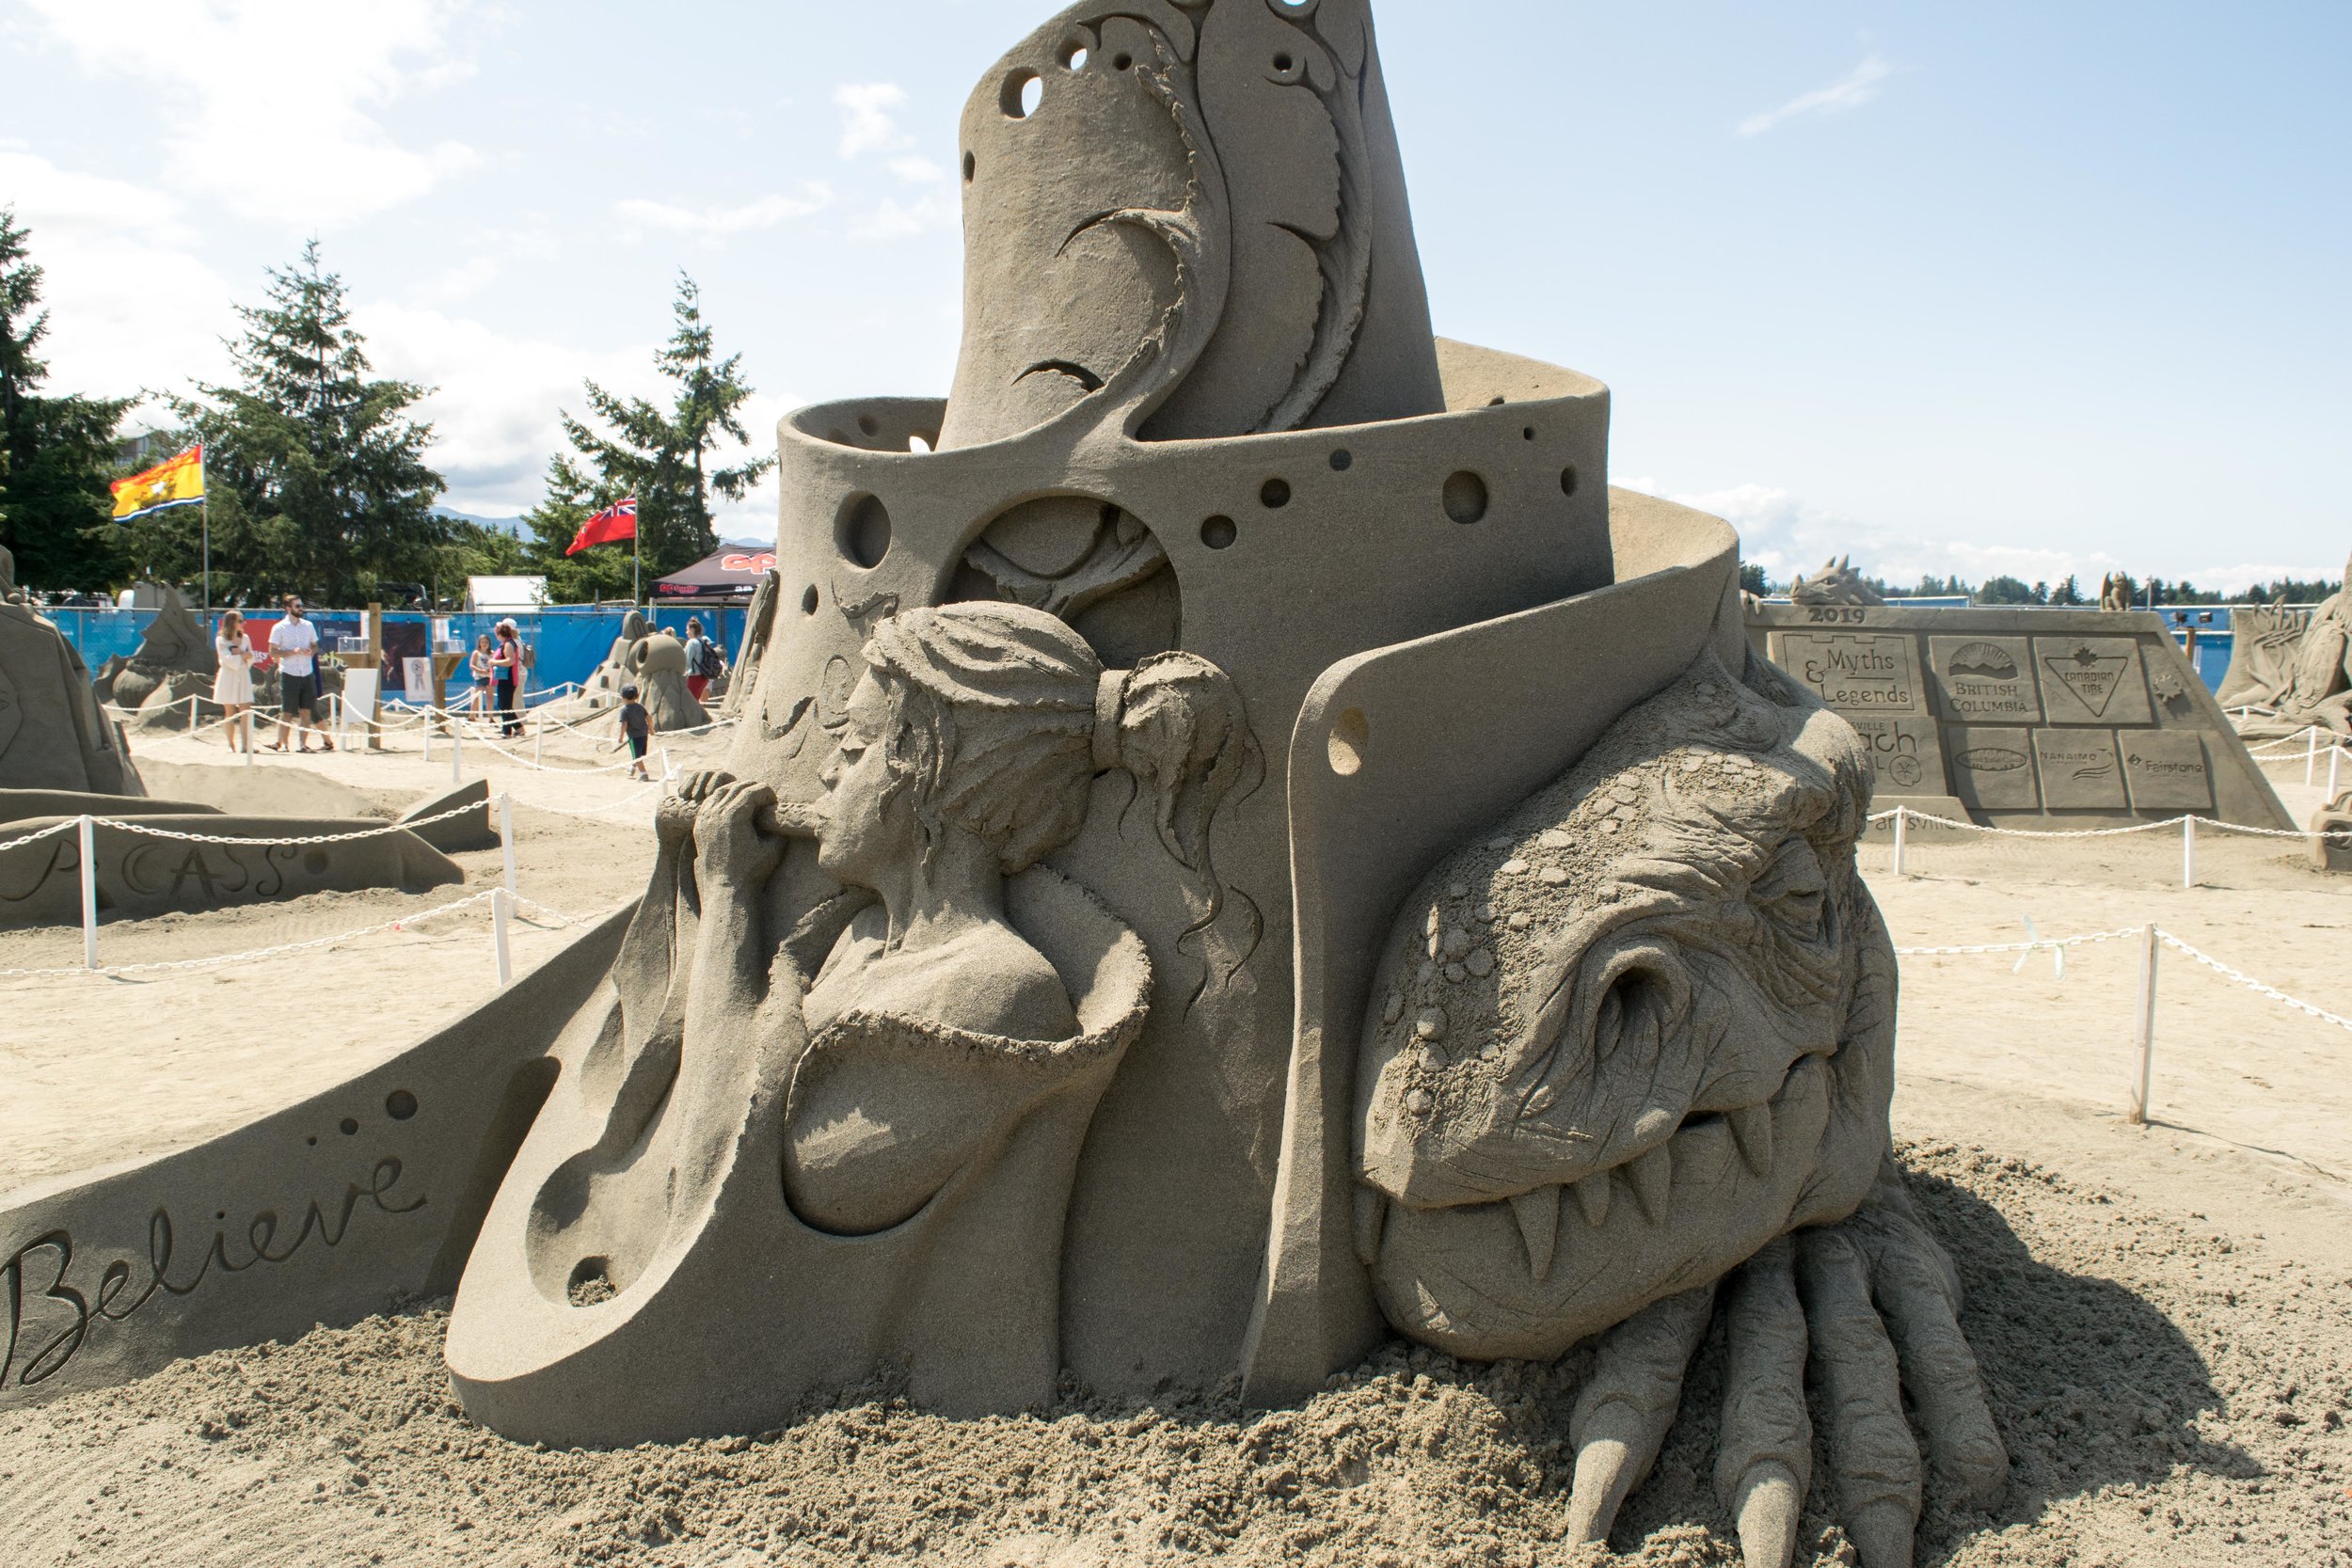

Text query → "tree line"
[0,210,769,606]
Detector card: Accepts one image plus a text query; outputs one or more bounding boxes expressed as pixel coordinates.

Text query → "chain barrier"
[77,800,486,847]
[0,891,587,981]
[0,821,75,856]
[2155,931,2352,1036]
[1867,808,2352,844]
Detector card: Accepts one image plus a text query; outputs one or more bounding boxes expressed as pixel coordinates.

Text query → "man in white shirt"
[267,595,331,752]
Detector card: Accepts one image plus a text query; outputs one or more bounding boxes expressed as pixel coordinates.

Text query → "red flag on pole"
[566,498,638,556]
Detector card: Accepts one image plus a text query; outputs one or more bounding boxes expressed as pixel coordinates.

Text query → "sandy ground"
[1,739,2347,1565]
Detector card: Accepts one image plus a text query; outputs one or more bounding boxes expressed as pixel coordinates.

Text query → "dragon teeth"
[1509,1188,1560,1279]
[1571,1170,1613,1227]
[1728,1103,1774,1176]
[1626,1143,1673,1223]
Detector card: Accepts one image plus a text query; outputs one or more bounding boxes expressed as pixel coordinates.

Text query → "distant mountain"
[436,508,527,536]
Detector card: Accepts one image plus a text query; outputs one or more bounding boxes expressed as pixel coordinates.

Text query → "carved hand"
[659,768,735,851]
[1563,1160,2006,1568]
[692,776,785,893]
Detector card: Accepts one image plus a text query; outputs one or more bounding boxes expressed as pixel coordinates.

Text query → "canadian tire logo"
[2045,646,2130,718]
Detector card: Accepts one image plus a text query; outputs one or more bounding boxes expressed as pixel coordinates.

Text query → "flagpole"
[633,509,642,607]
[199,440,211,615]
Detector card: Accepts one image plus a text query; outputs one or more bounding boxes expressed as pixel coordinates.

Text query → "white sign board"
[404,657,436,704]
[338,668,379,739]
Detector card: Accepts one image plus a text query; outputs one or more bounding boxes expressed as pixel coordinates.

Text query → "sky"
[2,0,2345,590]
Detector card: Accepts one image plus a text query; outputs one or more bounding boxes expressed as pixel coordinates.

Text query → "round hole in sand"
[1328,708,1369,776]
[1560,465,1580,498]
[386,1089,419,1121]
[801,585,820,615]
[1260,478,1292,509]
[1443,470,1489,526]
[1200,515,1237,550]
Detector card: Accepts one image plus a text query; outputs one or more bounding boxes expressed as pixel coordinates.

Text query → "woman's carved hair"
[859,602,1253,879]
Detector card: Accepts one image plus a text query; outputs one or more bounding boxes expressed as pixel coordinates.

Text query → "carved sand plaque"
[2032,729,2128,810]
[2035,637,2153,727]
[1771,632,1923,716]
[2122,731,2214,813]
[1944,725,2042,812]
[1929,635,2042,723]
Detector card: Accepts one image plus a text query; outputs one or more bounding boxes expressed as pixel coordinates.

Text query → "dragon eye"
[1753,839,1826,940]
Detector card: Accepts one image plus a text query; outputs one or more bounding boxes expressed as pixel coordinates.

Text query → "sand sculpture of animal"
[1357,647,2004,1566]
[1788,557,1884,608]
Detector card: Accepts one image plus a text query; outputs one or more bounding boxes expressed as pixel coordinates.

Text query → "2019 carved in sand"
[0,6,2009,1563]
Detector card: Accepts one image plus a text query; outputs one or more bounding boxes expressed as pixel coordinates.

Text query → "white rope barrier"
[79,800,485,847]
[1867,807,2352,844]
[1894,918,2352,1126]
[0,890,586,982]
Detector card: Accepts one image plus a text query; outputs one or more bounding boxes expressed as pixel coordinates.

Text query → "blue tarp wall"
[47,605,747,704]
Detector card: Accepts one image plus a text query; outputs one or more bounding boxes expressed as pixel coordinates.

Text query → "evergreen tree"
[172,241,448,604]
[526,273,774,599]
[2051,574,2085,606]
[0,208,131,592]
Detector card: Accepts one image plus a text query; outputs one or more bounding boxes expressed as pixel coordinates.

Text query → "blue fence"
[47,605,748,701]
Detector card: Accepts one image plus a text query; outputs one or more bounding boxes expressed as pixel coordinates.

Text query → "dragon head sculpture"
[1354,647,1896,1360]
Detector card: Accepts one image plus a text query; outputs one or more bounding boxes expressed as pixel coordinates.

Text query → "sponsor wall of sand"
[1750,603,2293,830]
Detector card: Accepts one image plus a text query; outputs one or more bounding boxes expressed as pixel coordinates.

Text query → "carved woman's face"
[817,670,914,889]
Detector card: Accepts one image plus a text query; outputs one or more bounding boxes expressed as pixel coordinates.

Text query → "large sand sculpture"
[0,546,147,797]
[2217,548,2352,739]
[1749,600,2294,831]
[0,8,2010,1563]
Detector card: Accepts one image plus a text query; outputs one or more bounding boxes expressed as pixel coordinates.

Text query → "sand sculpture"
[720,571,782,722]
[0,7,2009,1562]
[91,585,216,719]
[626,628,709,731]
[1788,556,1884,608]
[2314,787,2352,873]
[2099,572,2137,614]
[2217,550,2352,738]
[578,609,650,709]
[0,548,147,796]
[1749,601,2294,831]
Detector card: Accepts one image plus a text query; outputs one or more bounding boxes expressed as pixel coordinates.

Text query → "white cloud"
[1737,54,1894,138]
[20,0,478,227]
[834,82,911,159]
[0,150,233,401]
[612,187,834,245]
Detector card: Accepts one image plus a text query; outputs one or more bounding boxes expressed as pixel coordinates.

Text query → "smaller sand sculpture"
[93,585,217,716]
[0,554,146,797]
[1788,557,1884,608]
[2313,787,2352,873]
[2099,572,2138,614]
[579,610,651,709]
[2221,550,2352,738]
[626,629,709,732]
[721,572,781,722]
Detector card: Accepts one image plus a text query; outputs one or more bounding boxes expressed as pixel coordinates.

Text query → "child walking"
[617,684,652,781]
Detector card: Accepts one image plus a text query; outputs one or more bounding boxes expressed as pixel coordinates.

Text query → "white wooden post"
[421,720,432,765]
[77,815,99,972]
[498,791,517,899]
[492,888,514,988]
[2127,924,2160,1125]
[243,708,253,767]
[2308,727,2321,785]
[1892,805,1909,878]
[2182,815,2197,890]
[533,722,545,769]
[452,719,464,784]
[2330,742,2344,800]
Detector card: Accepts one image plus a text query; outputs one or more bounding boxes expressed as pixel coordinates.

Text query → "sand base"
[2,740,2347,1566]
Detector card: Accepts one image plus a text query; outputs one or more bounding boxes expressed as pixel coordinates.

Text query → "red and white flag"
[566,497,638,556]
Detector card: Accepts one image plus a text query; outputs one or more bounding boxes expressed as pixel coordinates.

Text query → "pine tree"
[172,241,448,604]
[0,208,131,593]
[527,273,774,599]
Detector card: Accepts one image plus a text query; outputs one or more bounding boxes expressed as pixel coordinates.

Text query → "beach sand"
[2,737,2346,1566]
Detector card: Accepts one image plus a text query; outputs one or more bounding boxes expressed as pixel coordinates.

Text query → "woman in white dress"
[213,610,257,752]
